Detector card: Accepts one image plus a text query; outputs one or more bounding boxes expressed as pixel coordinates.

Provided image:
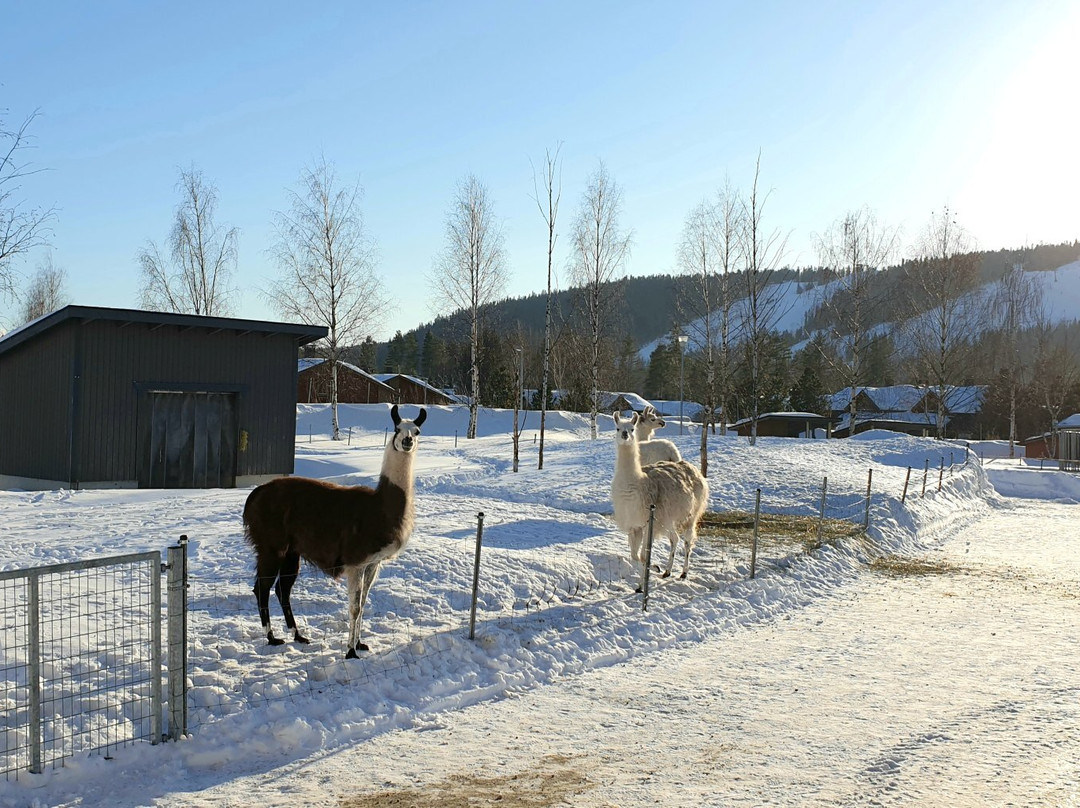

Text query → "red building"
[297,359,396,404]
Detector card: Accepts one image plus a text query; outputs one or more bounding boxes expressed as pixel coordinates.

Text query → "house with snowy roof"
[829,384,985,438]
[372,373,455,406]
[297,358,396,404]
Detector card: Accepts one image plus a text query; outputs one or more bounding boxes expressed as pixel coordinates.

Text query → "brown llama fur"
[243,404,426,657]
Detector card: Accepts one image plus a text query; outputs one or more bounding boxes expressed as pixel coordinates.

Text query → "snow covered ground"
[0,404,1076,807]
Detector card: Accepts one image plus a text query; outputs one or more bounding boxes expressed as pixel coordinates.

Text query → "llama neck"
[634,423,654,441]
[379,444,417,495]
[614,439,645,483]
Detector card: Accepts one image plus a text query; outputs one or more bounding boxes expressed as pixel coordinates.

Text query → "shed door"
[142,392,237,488]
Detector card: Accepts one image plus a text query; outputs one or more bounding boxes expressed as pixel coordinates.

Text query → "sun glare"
[958,5,1080,247]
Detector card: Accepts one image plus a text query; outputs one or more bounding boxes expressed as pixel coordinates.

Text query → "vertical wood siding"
[2,319,303,486]
[0,324,75,481]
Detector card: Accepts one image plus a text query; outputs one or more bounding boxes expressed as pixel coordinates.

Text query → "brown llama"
[243,404,426,658]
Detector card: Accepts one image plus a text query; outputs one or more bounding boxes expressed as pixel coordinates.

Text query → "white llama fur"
[633,405,681,465]
[611,412,709,591]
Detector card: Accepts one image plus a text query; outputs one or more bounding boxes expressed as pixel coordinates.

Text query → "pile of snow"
[0,404,1000,806]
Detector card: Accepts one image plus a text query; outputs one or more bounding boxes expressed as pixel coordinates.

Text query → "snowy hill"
[642,259,1080,361]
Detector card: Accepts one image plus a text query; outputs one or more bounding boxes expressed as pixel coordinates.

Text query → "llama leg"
[680,526,697,580]
[346,563,381,658]
[253,557,285,645]
[662,530,679,578]
[275,550,310,644]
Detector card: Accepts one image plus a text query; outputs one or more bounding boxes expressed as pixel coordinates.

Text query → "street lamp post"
[676,335,688,435]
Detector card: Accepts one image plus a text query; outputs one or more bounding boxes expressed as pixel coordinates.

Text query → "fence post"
[922,458,929,497]
[642,505,657,611]
[949,451,954,474]
[166,536,189,741]
[751,489,761,579]
[817,476,827,545]
[938,458,944,492]
[27,571,42,774]
[150,549,163,745]
[902,466,911,503]
[864,468,873,530]
[468,512,485,640]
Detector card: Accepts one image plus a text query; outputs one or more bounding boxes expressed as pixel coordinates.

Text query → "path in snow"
[184,497,1078,808]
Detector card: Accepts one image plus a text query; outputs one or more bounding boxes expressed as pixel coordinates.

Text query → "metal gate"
[141,391,238,488]
[0,540,189,780]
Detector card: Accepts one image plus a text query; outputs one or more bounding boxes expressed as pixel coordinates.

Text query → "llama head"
[390,405,427,453]
[613,411,639,447]
[639,406,666,432]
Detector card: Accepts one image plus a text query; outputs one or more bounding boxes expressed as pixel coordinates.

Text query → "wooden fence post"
[642,505,657,610]
[864,468,873,530]
[751,489,761,579]
[817,476,827,545]
[902,466,911,503]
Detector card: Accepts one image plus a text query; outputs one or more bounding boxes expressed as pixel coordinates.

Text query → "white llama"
[611,412,709,591]
[634,405,681,466]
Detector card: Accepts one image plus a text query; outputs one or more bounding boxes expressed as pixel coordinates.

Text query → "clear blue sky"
[2,0,1077,339]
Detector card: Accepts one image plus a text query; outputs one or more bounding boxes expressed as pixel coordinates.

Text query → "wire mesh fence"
[184,449,978,732]
[0,553,163,780]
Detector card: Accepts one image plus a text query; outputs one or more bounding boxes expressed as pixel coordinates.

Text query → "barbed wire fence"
[183,446,979,733]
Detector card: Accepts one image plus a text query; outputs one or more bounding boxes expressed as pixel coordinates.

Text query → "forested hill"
[401,241,1080,349]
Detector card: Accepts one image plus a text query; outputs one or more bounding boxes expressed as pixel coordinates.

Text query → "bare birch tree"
[139,166,238,315]
[713,179,742,437]
[1030,294,1075,445]
[738,155,789,446]
[677,199,720,474]
[570,161,632,439]
[20,253,67,323]
[992,261,1042,456]
[902,206,982,438]
[532,144,562,469]
[431,174,509,439]
[1,109,55,299]
[813,207,898,431]
[268,158,391,440]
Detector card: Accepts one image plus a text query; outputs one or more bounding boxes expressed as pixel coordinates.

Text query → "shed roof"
[0,305,327,358]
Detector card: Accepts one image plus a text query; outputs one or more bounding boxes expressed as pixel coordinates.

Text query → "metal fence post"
[902,466,911,503]
[938,458,944,492]
[150,550,162,745]
[864,468,873,530]
[922,458,929,497]
[642,505,657,611]
[27,571,42,775]
[468,513,485,640]
[817,476,827,545]
[751,490,761,579]
[167,536,189,741]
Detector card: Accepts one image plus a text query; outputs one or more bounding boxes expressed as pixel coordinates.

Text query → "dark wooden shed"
[297,359,396,404]
[0,305,326,490]
[373,373,454,406]
[729,412,834,438]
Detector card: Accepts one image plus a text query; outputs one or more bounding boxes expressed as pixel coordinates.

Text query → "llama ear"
[414,408,427,428]
[391,404,401,426]
[614,412,622,426]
